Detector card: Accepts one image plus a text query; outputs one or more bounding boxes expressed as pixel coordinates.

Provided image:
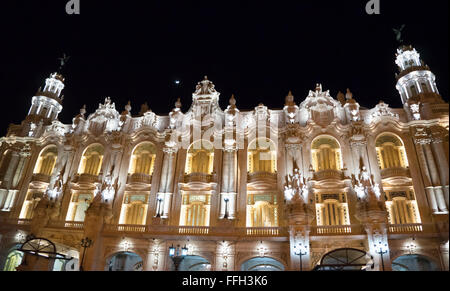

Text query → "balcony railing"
[127,173,152,185]
[178,226,210,235]
[247,172,277,183]
[311,225,357,235]
[75,173,100,184]
[312,169,344,181]
[245,227,286,236]
[388,223,423,233]
[184,173,213,183]
[381,167,410,180]
[31,173,51,184]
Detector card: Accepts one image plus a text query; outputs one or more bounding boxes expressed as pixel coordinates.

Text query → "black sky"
[0,0,448,135]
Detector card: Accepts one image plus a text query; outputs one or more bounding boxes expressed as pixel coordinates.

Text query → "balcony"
[245,227,286,237]
[381,167,411,180]
[31,173,51,184]
[388,223,423,233]
[312,169,344,181]
[75,173,100,184]
[247,172,277,184]
[311,225,362,235]
[127,173,152,185]
[184,172,213,183]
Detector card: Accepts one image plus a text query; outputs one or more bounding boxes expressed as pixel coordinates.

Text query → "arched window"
[3,249,24,271]
[180,195,211,227]
[247,194,278,227]
[392,254,440,271]
[65,193,93,222]
[177,256,211,271]
[315,193,350,228]
[241,257,285,271]
[385,189,421,225]
[78,144,104,176]
[105,252,144,271]
[248,138,277,173]
[34,145,58,176]
[185,140,214,175]
[311,136,342,171]
[375,134,408,170]
[314,248,372,271]
[129,142,156,176]
[119,193,148,225]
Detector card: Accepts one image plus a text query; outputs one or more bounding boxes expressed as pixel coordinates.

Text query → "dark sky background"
[0,0,448,135]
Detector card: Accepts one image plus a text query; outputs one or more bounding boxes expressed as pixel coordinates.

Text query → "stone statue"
[58,53,71,71]
[393,25,406,44]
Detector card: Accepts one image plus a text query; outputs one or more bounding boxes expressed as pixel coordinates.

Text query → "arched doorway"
[240,257,285,271]
[314,248,373,271]
[392,254,440,271]
[3,245,24,271]
[177,256,211,271]
[105,252,143,271]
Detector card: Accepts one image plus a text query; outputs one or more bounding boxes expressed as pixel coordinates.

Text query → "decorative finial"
[80,105,86,116]
[58,53,71,71]
[337,91,345,105]
[285,91,294,105]
[393,24,406,44]
[175,98,182,109]
[125,101,132,112]
[315,84,322,92]
[139,102,149,116]
[229,94,236,107]
[345,88,353,100]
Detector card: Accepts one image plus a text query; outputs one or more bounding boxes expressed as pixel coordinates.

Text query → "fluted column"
[220,147,237,219]
[414,139,439,213]
[157,147,177,218]
[423,143,447,212]
[431,138,449,209]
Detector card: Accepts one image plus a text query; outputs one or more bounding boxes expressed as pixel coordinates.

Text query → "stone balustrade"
[184,172,213,183]
[312,169,344,181]
[127,173,152,185]
[380,167,411,180]
[31,173,51,184]
[247,172,277,183]
[75,173,101,184]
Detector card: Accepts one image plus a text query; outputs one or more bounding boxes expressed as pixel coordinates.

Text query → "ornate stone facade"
[0,45,448,271]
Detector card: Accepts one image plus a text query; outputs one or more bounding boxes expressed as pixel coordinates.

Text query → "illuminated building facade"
[0,44,448,271]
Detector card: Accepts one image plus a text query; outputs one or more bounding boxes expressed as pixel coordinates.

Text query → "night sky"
[0,0,448,136]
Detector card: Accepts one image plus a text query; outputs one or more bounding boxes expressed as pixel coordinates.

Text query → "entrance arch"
[105,252,144,271]
[314,248,373,271]
[2,245,24,271]
[392,254,440,271]
[177,256,211,271]
[240,257,285,271]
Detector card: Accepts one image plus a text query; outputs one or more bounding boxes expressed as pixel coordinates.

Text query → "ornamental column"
[219,144,237,219]
[156,145,178,218]
[423,142,447,213]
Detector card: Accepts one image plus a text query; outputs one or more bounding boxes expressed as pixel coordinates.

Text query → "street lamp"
[223,198,230,219]
[169,244,188,271]
[293,242,308,271]
[374,241,388,271]
[80,237,93,271]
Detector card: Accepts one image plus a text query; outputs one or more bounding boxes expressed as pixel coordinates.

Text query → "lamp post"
[80,237,93,271]
[293,242,308,271]
[223,198,230,219]
[374,241,388,271]
[169,244,188,271]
